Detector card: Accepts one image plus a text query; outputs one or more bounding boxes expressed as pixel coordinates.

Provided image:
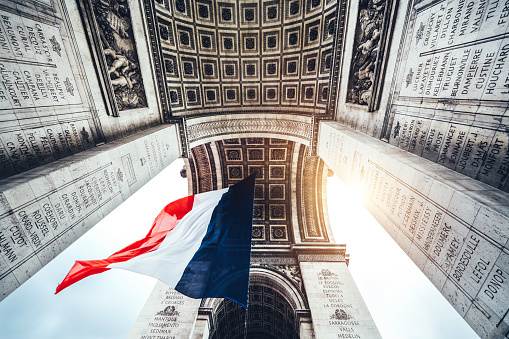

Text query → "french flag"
[56,174,256,308]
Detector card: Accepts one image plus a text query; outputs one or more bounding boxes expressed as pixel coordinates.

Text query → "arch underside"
[186,137,332,246]
[204,268,308,339]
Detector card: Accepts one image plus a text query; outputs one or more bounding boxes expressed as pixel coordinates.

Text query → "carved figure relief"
[347,0,386,106]
[346,0,397,111]
[92,0,147,110]
[256,264,303,290]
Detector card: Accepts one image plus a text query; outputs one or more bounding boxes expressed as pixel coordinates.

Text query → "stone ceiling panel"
[155,0,340,117]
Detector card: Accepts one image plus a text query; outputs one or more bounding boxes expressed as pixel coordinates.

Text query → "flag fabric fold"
[56,174,256,307]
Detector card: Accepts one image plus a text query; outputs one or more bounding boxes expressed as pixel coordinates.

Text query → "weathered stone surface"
[127,281,201,339]
[319,121,509,338]
[300,261,381,339]
[0,0,163,180]
[385,0,509,192]
[0,125,180,301]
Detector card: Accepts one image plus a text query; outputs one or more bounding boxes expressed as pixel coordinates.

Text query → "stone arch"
[185,113,313,149]
[198,267,310,338]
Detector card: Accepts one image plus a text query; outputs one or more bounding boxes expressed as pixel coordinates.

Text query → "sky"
[0,159,480,338]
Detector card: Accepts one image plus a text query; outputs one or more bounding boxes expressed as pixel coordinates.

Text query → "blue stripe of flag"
[174,174,256,308]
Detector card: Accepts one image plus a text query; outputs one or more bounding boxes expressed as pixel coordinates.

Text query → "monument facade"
[0,0,508,337]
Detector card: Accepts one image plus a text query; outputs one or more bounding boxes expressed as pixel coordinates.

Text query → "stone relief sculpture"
[346,0,391,109]
[347,0,385,105]
[257,264,303,290]
[92,0,147,110]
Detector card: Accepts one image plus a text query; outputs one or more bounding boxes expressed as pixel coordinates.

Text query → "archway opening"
[211,283,299,339]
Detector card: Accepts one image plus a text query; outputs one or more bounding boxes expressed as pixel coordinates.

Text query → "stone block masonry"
[299,260,382,339]
[319,121,509,338]
[0,125,180,301]
[127,281,201,339]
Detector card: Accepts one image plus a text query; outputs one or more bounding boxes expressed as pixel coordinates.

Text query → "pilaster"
[293,244,382,339]
[318,121,509,338]
[128,280,202,339]
[0,125,180,300]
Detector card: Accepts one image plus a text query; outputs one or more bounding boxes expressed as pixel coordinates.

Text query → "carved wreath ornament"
[319,269,337,276]
[156,306,180,317]
[330,309,355,320]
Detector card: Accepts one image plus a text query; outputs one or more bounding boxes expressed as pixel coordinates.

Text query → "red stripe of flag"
[55,195,195,294]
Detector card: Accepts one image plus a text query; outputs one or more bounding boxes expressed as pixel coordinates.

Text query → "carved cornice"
[186,118,312,145]
[292,244,347,263]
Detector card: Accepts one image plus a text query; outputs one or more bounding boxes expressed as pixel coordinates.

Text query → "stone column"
[190,309,212,339]
[128,280,202,339]
[294,245,381,339]
[318,121,509,338]
[296,309,314,339]
[0,125,181,300]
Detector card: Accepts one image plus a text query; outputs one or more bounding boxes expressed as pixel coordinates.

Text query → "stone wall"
[319,120,509,338]
[127,280,201,339]
[386,0,509,193]
[337,0,509,193]
[0,0,163,180]
[300,262,382,339]
[0,125,180,301]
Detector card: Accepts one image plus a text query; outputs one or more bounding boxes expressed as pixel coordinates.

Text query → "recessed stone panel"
[241,32,259,55]
[240,2,259,26]
[227,165,244,180]
[263,1,281,24]
[247,148,264,161]
[168,86,183,108]
[242,59,260,81]
[203,86,221,106]
[269,165,285,179]
[219,31,238,55]
[253,204,265,220]
[254,184,265,199]
[249,165,265,180]
[217,2,237,26]
[269,184,285,200]
[184,85,202,107]
[252,225,266,241]
[222,85,241,105]
[225,148,243,161]
[164,54,179,78]
[270,225,288,240]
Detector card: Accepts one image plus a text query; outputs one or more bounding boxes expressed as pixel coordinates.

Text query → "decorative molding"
[297,253,345,262]
[250,256,298,266]
[253,264,303,291]
[187,119,312,145]
[143,0,171,122]
[296,154,330,242]
[293,244,347,263]
[190,145,214,193]
[328,0,348,118]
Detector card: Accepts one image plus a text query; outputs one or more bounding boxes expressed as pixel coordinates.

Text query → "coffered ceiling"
[187,137,331,246]
[153,0,342,117]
